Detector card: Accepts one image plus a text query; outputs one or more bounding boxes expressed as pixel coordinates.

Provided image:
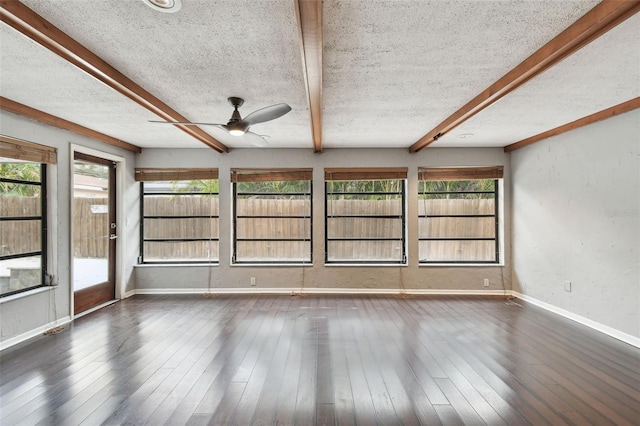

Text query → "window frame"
[138,169,219,265]
[324,168,408,265]
[231,169,313,265]
[418,166,502,265]
[0,162,48,297]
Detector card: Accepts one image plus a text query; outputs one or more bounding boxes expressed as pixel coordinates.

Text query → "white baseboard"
[0,316,72,352]
[511,291,639,348]
[133,287,510,296]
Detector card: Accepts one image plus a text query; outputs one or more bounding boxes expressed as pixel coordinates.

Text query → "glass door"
[73,152,116,315]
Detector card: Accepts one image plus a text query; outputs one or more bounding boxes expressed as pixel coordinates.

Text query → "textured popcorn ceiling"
[431,12,640,148]
[9,0,311,149]
[322,0,601,148]
[1,0,635,151]
[0,23,204,148]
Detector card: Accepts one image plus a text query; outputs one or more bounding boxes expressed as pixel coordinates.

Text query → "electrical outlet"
[564,280,571,292]
[250,277,256,286]
[483,278,489,287]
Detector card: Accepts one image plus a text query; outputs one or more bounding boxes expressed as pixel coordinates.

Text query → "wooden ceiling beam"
[0,1,228,153]
[409,0,640,153]
[295,0,323,153]
[504,98,640,152]
[1,97,142,153]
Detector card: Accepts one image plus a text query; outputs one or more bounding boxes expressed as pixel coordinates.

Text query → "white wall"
[135,147,511,293]
[0,111,139,347]
[511,110,640,340]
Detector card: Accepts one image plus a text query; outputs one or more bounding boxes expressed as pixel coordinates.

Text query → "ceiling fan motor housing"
[228,97,244,124]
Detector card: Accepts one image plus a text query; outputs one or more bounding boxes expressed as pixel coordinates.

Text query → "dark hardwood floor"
[1,294,638,425]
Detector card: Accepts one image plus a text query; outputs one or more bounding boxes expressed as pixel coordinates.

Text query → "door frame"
[70,145,126,318]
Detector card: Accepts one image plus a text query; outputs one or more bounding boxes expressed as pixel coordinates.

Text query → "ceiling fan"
[149,97,291,146]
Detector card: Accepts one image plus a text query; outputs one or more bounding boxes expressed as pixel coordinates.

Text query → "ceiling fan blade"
[241,103,291,126]
[243,131,269,147]
[148,120,226,127]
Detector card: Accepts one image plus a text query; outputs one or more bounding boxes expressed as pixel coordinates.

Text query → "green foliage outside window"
[419,179,495,199]
[327,180,402,200]
[0,163,41,195]
[172,179,219,194]
[236,180,310,196]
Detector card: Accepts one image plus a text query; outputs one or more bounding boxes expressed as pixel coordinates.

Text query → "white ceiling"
[432,12,640,148]
[1,0,638,152]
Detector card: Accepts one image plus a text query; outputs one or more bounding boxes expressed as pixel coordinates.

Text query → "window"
[0,136,55,297]
[137,168,219,263]
[418,166,503,263]
[232,169,312,264]
[325,168,407,264]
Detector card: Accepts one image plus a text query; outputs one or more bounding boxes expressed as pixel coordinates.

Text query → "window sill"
[135,263,219,268]
[419,263,505,267]
[0,285,54,304]
[325,263,408,267]
[231,263,313,267]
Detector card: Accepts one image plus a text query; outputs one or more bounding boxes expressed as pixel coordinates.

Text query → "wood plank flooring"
[1,294,638,425]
